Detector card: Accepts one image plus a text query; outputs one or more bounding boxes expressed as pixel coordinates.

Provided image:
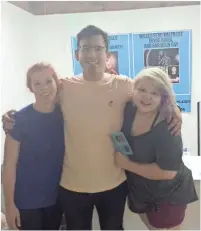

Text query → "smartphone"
[111,132,133,156]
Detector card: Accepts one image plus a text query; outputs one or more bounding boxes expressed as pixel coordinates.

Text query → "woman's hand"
[115,152,177,180]
[115,152,131,170]
[5,203,21,230]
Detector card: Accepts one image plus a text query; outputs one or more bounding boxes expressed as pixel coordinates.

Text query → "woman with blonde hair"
[115,67,198,230]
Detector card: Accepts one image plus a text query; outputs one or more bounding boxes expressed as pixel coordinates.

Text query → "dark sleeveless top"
[121,102,198,214]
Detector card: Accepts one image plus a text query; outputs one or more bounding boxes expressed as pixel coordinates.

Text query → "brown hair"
[26,62,60,92]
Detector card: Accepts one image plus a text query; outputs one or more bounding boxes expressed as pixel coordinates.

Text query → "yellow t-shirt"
[59,73,133,193]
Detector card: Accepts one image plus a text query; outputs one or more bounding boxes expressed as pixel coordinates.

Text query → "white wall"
[34,5,200,155]
[1,2,36,162]
[1,2,36,111]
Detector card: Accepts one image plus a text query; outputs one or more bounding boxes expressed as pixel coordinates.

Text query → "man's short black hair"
[77,25,108,50]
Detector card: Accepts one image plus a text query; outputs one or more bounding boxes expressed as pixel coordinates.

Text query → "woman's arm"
[3,134,20,207]
[115,152,177,180]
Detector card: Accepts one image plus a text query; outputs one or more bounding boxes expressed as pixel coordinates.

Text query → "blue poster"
[132,30,192,112]
[71,34,133,77]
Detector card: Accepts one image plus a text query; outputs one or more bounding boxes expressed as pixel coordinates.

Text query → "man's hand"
[2,110,16,133]
[115,152,131,170]
[167,106,182,136]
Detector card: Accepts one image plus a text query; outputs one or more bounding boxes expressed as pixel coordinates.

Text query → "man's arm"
[167,105,182,136]
[2,110,16,133]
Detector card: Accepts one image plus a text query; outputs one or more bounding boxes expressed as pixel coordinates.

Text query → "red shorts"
[146,202,187,229]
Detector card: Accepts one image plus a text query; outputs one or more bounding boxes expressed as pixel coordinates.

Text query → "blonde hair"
[134,67,176,115]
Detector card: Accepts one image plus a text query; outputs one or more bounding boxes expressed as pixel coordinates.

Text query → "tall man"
[58,25,181,230]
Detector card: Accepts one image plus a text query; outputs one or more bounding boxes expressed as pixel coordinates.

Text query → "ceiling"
[9,1,200,15]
